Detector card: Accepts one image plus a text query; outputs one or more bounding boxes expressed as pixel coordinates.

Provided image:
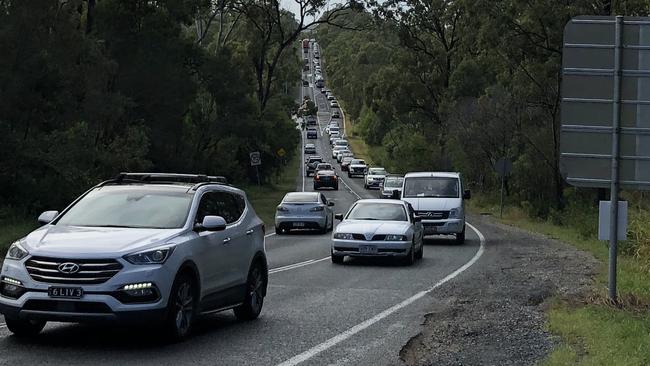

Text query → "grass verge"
[243,154,299,230]
[342,107,374,165]
[469,196,650,365]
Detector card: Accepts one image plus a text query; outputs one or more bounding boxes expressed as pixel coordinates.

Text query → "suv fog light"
[117,282,159,303]
[1,276,25,299]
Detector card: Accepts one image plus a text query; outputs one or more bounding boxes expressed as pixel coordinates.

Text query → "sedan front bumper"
[332,239,411,257]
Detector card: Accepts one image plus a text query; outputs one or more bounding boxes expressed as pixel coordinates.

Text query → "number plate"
[293,222,305,227]
[359,245,378,254]
[48,287,83,299]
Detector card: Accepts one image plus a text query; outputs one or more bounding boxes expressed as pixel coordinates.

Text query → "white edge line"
[275,222,486,366]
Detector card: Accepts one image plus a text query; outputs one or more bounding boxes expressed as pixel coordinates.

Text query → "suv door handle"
[223,237,231,244]
[246,229,254,235]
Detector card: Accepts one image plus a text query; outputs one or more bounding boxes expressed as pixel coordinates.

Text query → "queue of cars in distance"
[0,173,268,339]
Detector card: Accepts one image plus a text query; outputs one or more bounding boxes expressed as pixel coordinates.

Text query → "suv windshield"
[56,186,193,229]
[347,203,407,221]
[403,177,459,198]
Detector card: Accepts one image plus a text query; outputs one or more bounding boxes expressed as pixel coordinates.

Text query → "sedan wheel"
[402,243,416,266]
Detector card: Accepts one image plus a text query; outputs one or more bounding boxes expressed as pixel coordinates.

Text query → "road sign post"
[250,151,262,186]
[561,15,650,302]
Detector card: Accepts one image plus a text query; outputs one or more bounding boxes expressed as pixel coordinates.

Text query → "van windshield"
[403,177,459,198]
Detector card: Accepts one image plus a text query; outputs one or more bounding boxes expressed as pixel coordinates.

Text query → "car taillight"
[277,205,289,212]
[310,206,325,212]
[314,175,320,180]
[333,176,338,180]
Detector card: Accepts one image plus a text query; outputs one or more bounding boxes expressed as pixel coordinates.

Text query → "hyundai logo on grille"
[58,262,80,274]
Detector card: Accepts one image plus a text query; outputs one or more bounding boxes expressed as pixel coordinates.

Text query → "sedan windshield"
[56,187,193,229]
[369,168,386,175]
[384,177,404,188]
[347,203,407,221]
[403,177,459,198]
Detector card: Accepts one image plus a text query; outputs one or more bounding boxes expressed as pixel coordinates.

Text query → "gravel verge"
[398,213,599,366]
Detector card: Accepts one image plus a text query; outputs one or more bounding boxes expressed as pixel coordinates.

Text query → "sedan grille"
[417,211,449,219]
[25,257,123,285]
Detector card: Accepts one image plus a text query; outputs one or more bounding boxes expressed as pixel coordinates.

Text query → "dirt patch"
[398,214,599,366]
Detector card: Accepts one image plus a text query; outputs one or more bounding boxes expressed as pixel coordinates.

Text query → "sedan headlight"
[124,247,174,265]
[6,241,29,260]
[334,233,354,240]
[449,208,460,219]
[385,234,407,241]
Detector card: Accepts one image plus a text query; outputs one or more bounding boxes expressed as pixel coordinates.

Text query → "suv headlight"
[385,234,407,241]
[334,233,354,240]
[124,247,174,265]
[449,208,461,219]
[6,241,28,261]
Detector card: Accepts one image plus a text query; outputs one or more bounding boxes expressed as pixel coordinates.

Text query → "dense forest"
[318,0,650,220]
[0,0,331,216]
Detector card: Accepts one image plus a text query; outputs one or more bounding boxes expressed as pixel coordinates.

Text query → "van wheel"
[5,317,46,337]
[234,262,266,321]
[456,227,466,245]
[164,273,197,341]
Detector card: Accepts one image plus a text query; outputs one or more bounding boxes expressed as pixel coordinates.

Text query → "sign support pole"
[608,15,623,303]
[255,166,261,187]
[500,174,505,218]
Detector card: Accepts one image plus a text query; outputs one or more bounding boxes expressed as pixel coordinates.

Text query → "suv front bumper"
[0,257,173,324]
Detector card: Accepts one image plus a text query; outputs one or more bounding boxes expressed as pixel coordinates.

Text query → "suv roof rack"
[98,173,228,187]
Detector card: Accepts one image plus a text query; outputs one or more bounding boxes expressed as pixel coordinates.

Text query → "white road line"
[265,232,276,238]
[275,223,487,366]
[269,257,329,274]
[338,177,362,200]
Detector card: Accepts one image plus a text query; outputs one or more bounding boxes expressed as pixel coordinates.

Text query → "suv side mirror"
[38,211,59,226]
[463,190,471,200]
[335,213,344,220]
[196,216,227,232]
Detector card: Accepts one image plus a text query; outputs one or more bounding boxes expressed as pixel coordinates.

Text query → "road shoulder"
[398,213,599,365]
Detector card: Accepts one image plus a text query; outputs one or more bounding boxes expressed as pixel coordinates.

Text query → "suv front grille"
[25,257,123,285]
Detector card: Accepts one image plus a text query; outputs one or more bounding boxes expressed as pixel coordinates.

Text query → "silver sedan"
[331,199,424,265]
[275,192,334,234]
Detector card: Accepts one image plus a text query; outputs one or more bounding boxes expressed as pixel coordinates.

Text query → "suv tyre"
[165,273,197,342]
[234,262,266,321]
[5,317,46,337]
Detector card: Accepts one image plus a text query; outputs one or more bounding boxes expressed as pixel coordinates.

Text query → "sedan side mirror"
[463,190,472,200]
[334,213,344,221]
[327,201,335,206]
[38,211,59,226]
[413,216,422,222]
[195,215,227,232]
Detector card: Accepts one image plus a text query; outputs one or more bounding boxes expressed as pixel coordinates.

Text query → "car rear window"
[318,170,335,176]
[284,193,319,203]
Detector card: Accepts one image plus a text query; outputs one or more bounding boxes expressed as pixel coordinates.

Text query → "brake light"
[314,175,320,180]
[333,176,338,180]
[277,205,289,212]
[310,206,325,212]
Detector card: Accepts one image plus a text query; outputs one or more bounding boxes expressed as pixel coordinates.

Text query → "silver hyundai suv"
[0,173,268,340]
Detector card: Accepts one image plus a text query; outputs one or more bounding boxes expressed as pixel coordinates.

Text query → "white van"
[401,172,470,244]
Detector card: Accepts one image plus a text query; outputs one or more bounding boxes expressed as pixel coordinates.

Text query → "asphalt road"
[0,43,486,366]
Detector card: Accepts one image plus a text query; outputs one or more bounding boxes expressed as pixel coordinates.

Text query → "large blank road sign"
[561,16,650,190]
